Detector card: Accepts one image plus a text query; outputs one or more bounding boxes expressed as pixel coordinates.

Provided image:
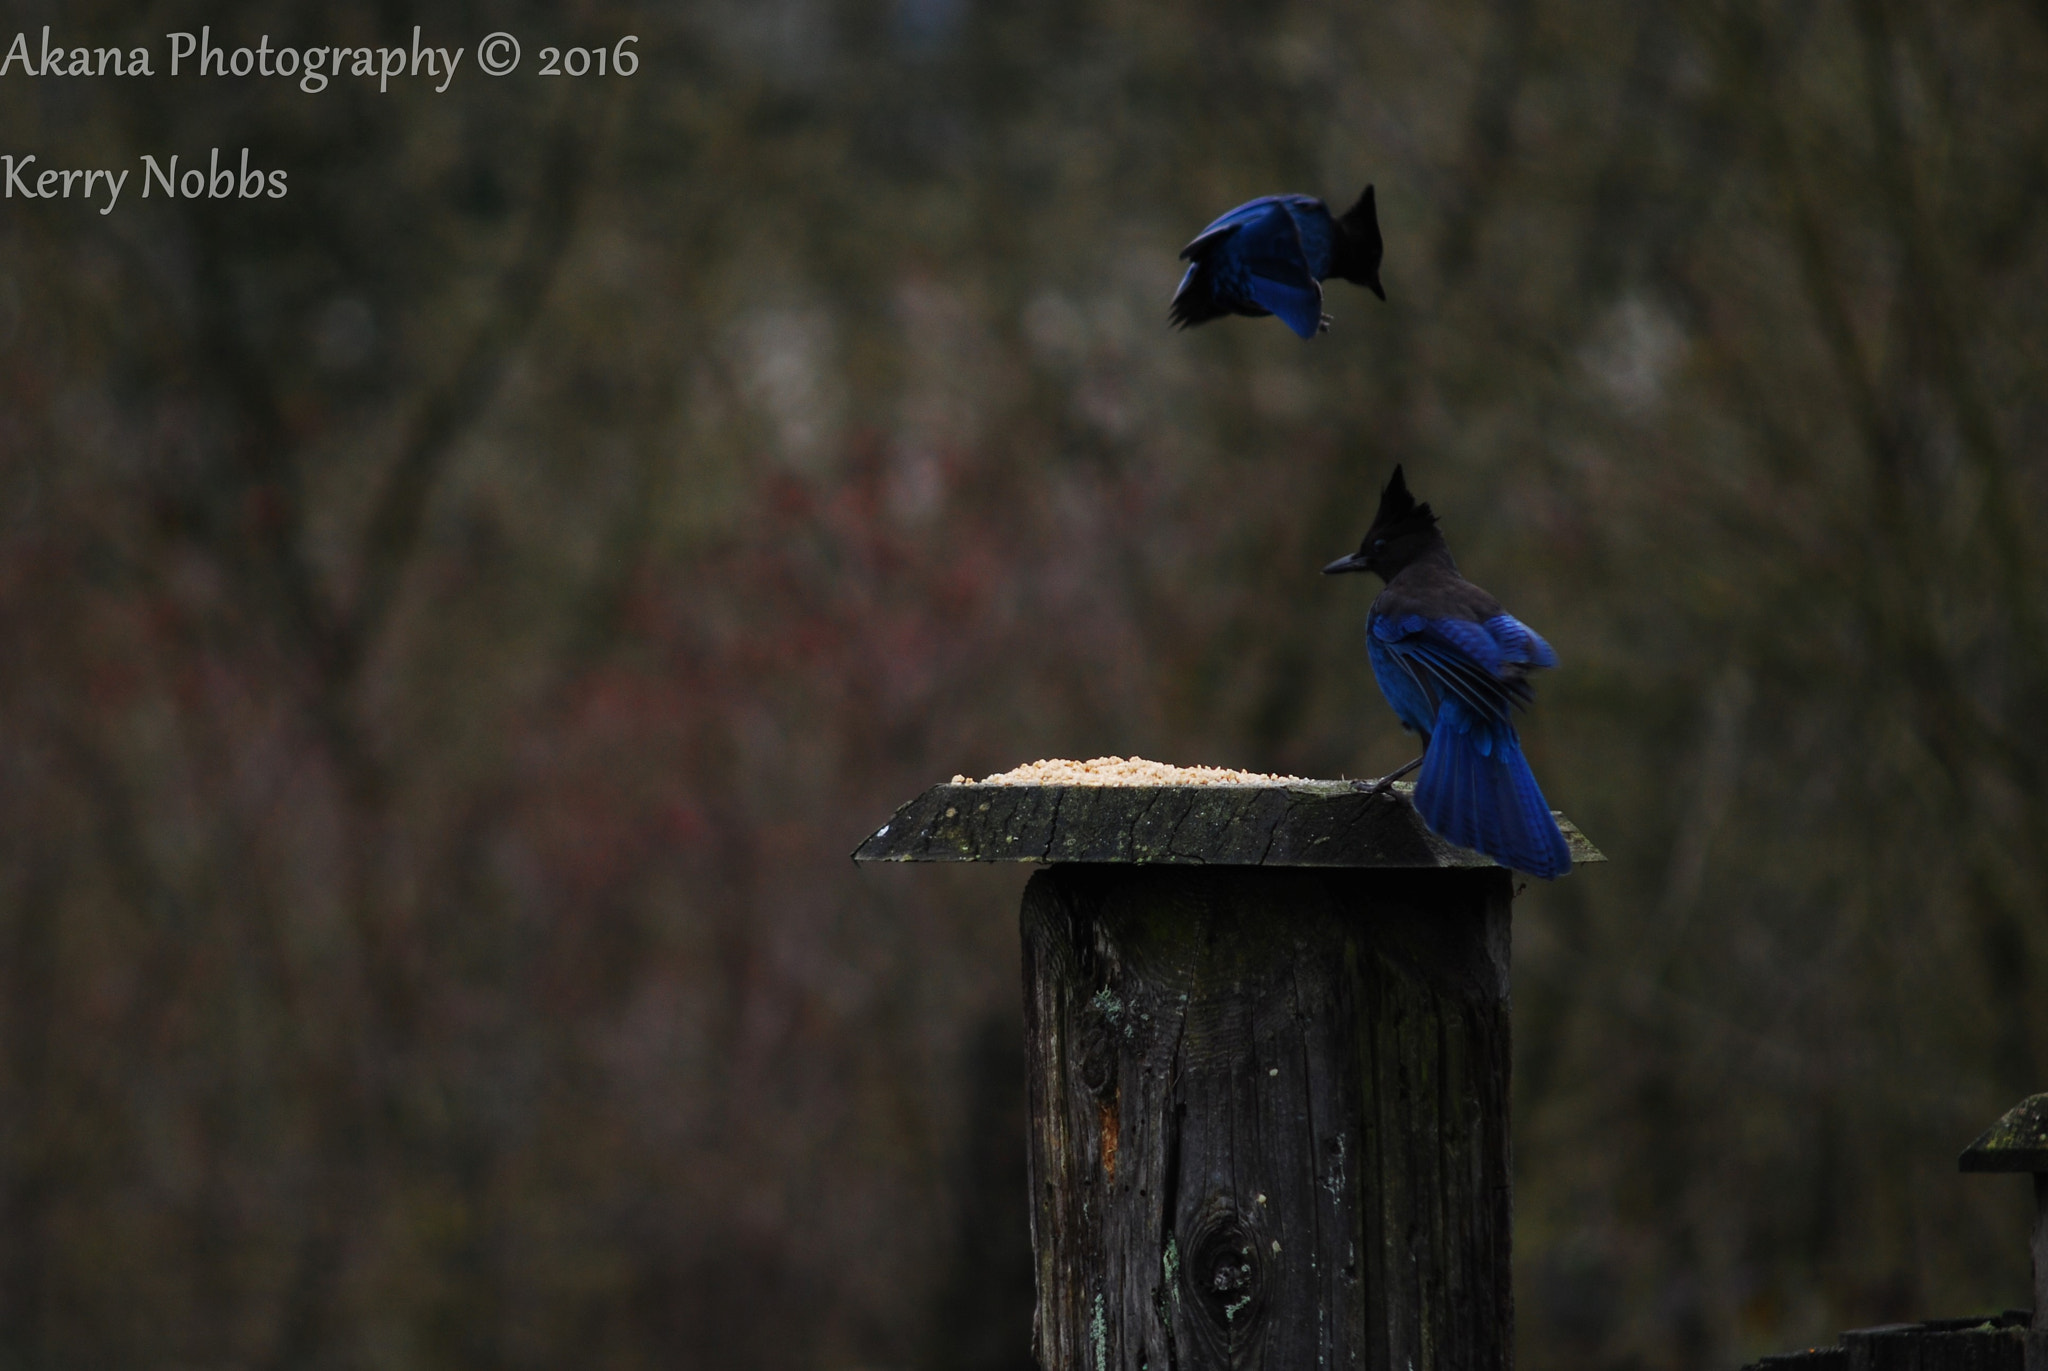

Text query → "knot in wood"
[1185,1207,1267,1336]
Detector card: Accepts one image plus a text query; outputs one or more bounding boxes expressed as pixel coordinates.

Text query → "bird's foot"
[1351,755,1422,800]
[1318,313,1335,333]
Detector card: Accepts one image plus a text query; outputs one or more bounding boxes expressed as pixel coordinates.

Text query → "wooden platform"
[853,779,1604,868]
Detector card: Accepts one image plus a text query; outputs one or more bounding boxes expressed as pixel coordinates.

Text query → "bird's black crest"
[1339,184,1378,233]
[1372,465,1438,536]
[1332,185,1386,298]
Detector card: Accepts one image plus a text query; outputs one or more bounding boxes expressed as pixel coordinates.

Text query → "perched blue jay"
[1169,185,1385,340]
[1323,466,1572,879]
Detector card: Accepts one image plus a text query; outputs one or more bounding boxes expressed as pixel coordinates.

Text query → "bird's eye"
[1372,538,1387,551]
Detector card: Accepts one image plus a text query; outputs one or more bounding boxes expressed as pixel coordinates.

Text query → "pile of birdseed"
[953,756,1306,786]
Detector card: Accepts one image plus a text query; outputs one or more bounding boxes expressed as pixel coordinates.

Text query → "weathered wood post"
[1960,1093,2048,1371]
[855,775,1602,1371]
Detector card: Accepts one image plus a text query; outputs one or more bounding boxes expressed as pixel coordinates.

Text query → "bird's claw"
[1318,313,1335,333]
[1352,755,1423,800]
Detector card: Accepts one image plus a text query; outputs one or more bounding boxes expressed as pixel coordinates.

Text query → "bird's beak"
[1368,273,1386,302]
[1323,552,1371,575]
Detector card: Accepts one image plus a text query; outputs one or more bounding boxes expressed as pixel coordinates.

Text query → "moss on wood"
[1959,1093,2048,1172]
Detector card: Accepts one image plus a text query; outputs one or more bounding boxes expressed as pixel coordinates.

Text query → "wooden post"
[1734,1096,2048,1371]
[855,779,1603,1371]
[2038,1172,2047,1371]
[1959,1093,2048,1371]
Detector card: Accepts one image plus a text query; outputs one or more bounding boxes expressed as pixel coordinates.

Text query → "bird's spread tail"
[1168,263,1226,329]
[1415,702,1571,879]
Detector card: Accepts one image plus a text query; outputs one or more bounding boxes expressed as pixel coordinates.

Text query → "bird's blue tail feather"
[1416,702,1571,879]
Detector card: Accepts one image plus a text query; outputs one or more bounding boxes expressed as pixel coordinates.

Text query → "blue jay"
[1323,467,1572,878]
[1169,185,1385,340]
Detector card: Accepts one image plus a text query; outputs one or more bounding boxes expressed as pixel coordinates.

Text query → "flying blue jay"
[1169,185,1385,340]
[1323,466,1572,879]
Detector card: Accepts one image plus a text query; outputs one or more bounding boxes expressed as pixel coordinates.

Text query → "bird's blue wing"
[1178,200,1324,338]
[1484,613,1558,669]
[1370,613,1528,726]
[1179,196,1294,260]
[1230,204,1323,338]
[1245,270,1323,339]
[1368,632,1438,736]
[1282,201,1338,279]
[1176,196,1345,337]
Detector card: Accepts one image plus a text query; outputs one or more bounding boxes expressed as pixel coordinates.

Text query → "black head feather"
[1331,184,1386,300]
[1323,464,1445,580]
[1370,465,1435,536]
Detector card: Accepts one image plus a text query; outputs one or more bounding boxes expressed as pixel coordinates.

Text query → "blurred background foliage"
[2,0,2046,1367]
